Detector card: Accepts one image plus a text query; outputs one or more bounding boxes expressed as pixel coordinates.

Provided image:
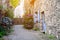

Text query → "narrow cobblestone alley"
[6,25,48,40]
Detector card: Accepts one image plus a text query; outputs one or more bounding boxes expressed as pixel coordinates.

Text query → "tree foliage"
[10,0,19,8]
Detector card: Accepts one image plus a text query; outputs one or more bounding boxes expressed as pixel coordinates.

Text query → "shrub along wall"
[23,13,34,29]
[0,5,13,38]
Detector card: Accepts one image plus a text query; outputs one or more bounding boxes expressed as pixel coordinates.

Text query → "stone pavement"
[6,25,48,40]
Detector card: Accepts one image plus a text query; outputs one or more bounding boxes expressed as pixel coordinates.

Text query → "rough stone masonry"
[42,0,60,38]
[24,0,60,38]
[33,0,60,38]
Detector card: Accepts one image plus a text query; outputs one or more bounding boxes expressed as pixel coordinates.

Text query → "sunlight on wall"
[14,0,24,18]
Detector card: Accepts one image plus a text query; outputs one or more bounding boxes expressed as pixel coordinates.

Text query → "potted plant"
[23,13,34,29]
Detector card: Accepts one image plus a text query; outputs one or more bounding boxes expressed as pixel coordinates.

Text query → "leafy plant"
[5,8,14,19]
[0,38,4,40]
[47,34,56,40]
[10,0,19,8]
[0,25,6,38]
[23,13,34,29]
[33,27,40,31]
[0,5,3,9]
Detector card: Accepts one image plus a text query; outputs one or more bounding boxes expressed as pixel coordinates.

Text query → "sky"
[14,0,24,18]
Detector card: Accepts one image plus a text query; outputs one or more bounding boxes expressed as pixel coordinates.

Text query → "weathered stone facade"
[24,0,36,14]
[24,0,60,37]
[33,0,60,38]
[39,0,60,38]
[43,0,60,33]
[40,0,60,36]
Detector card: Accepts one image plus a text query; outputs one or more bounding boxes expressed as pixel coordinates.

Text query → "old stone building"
[0,0,60,38]
[36,0,60,35]
[43,0,60,37]
[24,0,60,37]
[37,0,60,37]
[24,0,36,14]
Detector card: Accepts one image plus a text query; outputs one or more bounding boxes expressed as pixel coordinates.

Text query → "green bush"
[0,25,6,38]
[0,25,13,38]
[0,5,3,9]
[47,34,56,40]
[0,5,13,38]
[33,27,40,31]
[8,9,14,19]
[6,8,14,19]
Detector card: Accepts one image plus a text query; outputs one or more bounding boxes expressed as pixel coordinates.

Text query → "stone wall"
[24,0,33,14]
[33,0,60,37]
[24,0,37,14]
[24,0,60,37]
[41,0,60,38]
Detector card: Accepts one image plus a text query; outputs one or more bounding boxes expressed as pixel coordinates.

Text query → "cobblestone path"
[6,25,48,40]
